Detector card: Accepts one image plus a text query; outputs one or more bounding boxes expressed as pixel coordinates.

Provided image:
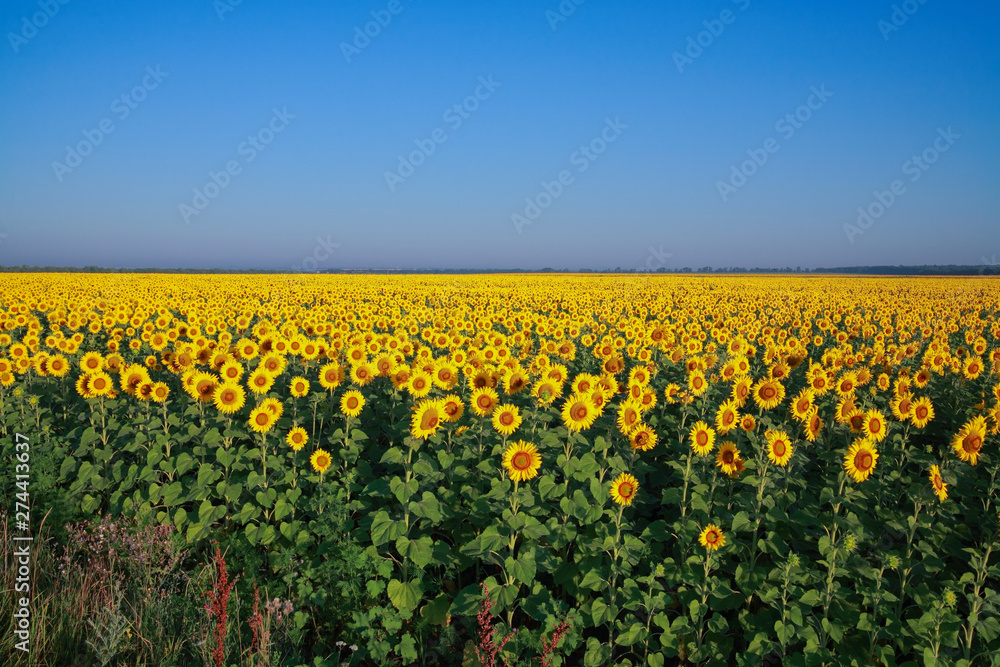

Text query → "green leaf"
[397,536,434,568]
[538,474,560,500]
[580,570,604,590]
[175,452,195,477]
[371,511,404,547]
[584,637,611,667]
[421,594,451,625]
[732,511,751,532]
[507,551,536,585]
[161,481,183,507]
[390,476,419,503]
[409,492,443,523]
[591,598,610,624]
[398,633,418,662]
[800,589,822,606]
[381,448,406,465]
[387,579,424,612]
[274,498,291,522]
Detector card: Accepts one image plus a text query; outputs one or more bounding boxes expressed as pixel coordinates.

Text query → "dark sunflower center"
[420,412,438,430]
[513,452,530,470]
[856,451,873,471]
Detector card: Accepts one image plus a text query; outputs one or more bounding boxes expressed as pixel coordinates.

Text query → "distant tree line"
[1,264,999,276]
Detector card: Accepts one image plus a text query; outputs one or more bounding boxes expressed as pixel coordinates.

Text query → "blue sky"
[0,0,997,270]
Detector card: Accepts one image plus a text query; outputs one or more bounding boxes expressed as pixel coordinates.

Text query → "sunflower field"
[1,273,999,666]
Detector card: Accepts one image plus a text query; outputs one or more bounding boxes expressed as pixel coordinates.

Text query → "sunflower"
[411,400,445,439]
[260,397,284,418]
[689,421,716,456]
[440,394,464,422]
[151,382,170,402]
[663,383,682,404]
[951,416,987,465]
[88,371,113,397]
[286,427,308,451]
[844,438,878,483]
[630,425,657,452]
[502,369,529,395]
[891,393,914,421]
[617,400,642,435]
[561,393,598,432]
[75,374,93,398]
[80,351,104,373]
[290,376,310,398]
[910,396,934,428]
[929,464,947,501]
[350,362,376,387]
[318,362,344,390]
[791,388,814,422]
[249,406,276,434]
[532,379,562,406]
[765,429,794,467]
[963,356,984,380]
[610,473,639,506]
[862,409,888,442]
[687,370,708,397]
[213,383,246,414]
[710,399,737,435]
[492,404,522,435]
[835,371,858,397]
[502,440,542,482]
[340,390,365,417]
[726,378,749,408]
[310,448,332,474]
[752,378,785,411]
[740,414,757,432]
[219,360,244,384]
[468,386,498,416]
[804,408,823,442]
[433,362,458,389]
[716,442,742,475]
[698,524,726,551]
[247,368,274,395]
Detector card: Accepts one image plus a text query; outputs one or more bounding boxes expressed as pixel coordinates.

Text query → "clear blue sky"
[1,0,997,270]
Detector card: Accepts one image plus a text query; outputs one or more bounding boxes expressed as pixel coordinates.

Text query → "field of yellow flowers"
[1,273,999,666]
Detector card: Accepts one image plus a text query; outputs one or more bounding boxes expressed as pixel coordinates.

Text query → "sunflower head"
[502,440,541,482]
[689,421,716,456]
[610,473,639,506]
[699,524,726,551]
